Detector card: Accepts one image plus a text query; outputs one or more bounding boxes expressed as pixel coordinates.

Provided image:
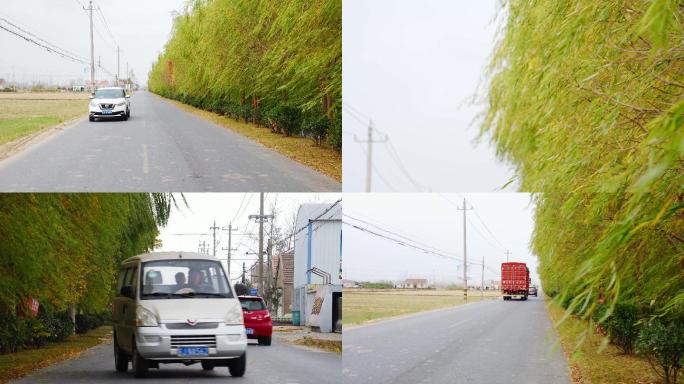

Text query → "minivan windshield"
[140,259,233,299]
[94,89,125,99]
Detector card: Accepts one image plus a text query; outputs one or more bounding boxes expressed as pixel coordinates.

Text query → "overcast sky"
[156,193,341,283]
[0,0,186,86]
[343,193,540,287]
[342,0,516,192]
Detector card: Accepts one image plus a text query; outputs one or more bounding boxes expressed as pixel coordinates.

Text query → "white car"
[111,252,247,378]
[89,87,130,121]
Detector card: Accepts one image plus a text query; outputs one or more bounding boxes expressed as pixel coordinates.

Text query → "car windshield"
[94,89,125,99]
[240,298,266,311]
[140,259,233,299]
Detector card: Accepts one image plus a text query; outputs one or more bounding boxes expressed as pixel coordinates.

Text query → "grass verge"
[160,96,341,182]
[545,297,660,384]
[0,97,88,145]
[293,337,341,354]
[344,288,498,325]
[0,326,111,384]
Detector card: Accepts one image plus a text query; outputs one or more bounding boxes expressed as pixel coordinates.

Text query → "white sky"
[0,0,186,86]
[156,193,342,283]
[343,193,540,287]
[342,0,517,192]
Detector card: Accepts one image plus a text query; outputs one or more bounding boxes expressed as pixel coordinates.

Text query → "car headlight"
[225,310,244,325]
[89,101,98,107]
[116,101,127,107]
[136,306,158,327]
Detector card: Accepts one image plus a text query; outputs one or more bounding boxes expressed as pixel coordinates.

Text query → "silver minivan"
[112,252,247,378]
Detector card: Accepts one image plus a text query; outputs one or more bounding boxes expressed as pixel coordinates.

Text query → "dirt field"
[344,288,500,325]
[0,92,88,145]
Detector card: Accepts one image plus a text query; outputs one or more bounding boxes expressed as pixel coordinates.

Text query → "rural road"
[11,338,340,384]
[343,295,571,384]
[0,91,339,192]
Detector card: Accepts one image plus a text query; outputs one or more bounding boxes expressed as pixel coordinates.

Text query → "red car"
[238,296,272,346]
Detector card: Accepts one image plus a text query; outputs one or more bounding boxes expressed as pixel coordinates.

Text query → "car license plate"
[246,328,254,335]
[178,347,209,356]
[102,110,112,115]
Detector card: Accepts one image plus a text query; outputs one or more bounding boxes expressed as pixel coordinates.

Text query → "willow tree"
[484,0,683,322]
[148,0,341,147]
[0,194,171,315]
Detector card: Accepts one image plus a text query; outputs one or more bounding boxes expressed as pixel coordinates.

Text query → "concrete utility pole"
[222,223,238,277]
[116,46,120,85]
[210,220,220,258]
[481,255,485,298]
[84,0,95,91]
[249,193,273,293]
[242,263,246,284]
[505,249,512,262]
[457,198,472,302]
[354,120,387,192]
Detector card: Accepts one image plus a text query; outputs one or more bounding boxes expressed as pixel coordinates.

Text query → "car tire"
[89,116,95,122]
[227,353,246,377]
[131,339,148,378]
[201,361,214,371]
[261,336,271,346]
[113,333,129,372]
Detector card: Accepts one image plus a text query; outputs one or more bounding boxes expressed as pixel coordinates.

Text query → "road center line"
[142,144,149,174]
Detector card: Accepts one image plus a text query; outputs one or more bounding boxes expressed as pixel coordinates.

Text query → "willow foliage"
[0,194,170,315]
[148,0,342,148]
[484,1,684,321]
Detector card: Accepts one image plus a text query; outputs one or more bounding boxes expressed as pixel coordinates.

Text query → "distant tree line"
[148,0,342,149]
[0,194,171,353]
[484,1,683,381]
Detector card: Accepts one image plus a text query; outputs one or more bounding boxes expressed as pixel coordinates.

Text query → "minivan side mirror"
[120,285,135,299]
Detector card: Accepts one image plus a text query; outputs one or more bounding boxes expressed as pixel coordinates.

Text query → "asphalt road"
[0,91,339,192]
[343,295,571,384]
[11,339,340,384]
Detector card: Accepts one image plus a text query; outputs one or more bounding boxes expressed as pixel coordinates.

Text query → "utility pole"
[266,238,273,310]
[84,0,95,91]
[481,255,485,298]
[505,249,512,262]
[242,263,246,284]
[222,223,238,277]
[210,220,220,258]
[354,120,387,192]
[249,193,273,294]
[116,46,120,86]
[457,198,472,302]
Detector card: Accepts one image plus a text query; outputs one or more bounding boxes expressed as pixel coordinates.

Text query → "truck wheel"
[201,361,214,371]
[228,353,246,377]
[113,333,129,372]
[131,339,148,378]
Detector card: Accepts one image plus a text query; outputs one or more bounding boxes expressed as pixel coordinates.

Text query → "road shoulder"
[0,116,85,163]
[545,296,660,384]
[0,327,111,384]
[153,94,342,182]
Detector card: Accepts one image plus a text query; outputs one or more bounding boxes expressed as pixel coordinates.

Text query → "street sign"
[250,288,258,296]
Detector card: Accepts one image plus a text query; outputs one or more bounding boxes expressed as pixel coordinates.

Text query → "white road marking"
[142,144,149,174]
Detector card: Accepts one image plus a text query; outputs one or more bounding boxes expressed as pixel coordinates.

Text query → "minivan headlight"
[136,306,158,327]
[225,310,244,325]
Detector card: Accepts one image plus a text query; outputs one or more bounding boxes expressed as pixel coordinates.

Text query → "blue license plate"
[246,328,254,335]
[102,110,112,115]
[178,347,209,356]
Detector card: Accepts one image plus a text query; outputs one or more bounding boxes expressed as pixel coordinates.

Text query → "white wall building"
[292,202,342,333]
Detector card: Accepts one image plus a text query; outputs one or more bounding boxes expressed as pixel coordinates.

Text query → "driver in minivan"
[174,272,186,290]
[187,269,208,291]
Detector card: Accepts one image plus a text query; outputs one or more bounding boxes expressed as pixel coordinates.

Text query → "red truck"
[501,262,530,301]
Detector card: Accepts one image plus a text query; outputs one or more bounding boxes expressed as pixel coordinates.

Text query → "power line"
[344,213,457,259]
